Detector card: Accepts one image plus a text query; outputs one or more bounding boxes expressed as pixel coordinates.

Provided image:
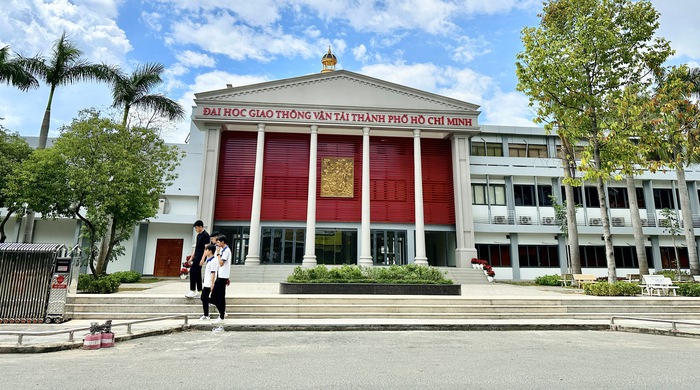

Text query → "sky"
[1,0,699,144]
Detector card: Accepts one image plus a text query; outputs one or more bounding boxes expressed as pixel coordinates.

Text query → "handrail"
[0,315,189,346]
[610,315,700,332]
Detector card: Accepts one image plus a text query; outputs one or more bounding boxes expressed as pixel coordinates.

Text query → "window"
[514,185,553,206]
[613,246,651,269]
[653,188,676,209]
[584,186,600,208]
[514,185,535,206]
[476,244,511,267]
[608,187,646,209]
[660,247,689,269]
[518,245,559,267]
[561,186,583,205]
[509,143,548,158]
[580,246,606,268]
[472,184,506,205]
[558,145,586,160]
[471,141,503,157]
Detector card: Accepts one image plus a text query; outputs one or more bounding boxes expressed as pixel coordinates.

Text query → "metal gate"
[0,243,68,324]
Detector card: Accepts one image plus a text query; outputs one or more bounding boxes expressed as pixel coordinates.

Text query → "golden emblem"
[321,157,354,198]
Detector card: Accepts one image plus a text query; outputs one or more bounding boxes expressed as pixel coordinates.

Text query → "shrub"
[77,274,122,294]
[110,271,141,283]
[535,274,560,286]
[678,283,700,297]
[287,264,453,284]
[654,269,688,279]
[584,281,639,296]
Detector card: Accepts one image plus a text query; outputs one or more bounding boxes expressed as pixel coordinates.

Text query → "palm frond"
[133,94,185,121]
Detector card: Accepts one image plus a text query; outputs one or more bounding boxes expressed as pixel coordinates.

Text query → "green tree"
[650,65,700,275]
[516,0,672,282]
[0,123,32,242]
[110,62,185,127]
[0,46,38,91]
[6,110,183,276]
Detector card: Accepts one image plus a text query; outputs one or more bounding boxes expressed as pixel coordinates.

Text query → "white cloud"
[353,44,368,63]
[481,90,535,127]
[141,11,163,32]
[167,71,271,142]
[72,0,124,19]
[450,36,492,63]
[168,13,316,61]
[152,0,282,26]
[0,0,131,64]
[652,0,700,60]
[176,50,216,68]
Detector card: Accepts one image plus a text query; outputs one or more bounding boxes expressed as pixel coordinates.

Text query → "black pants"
[189,265,202,292]
[211,278,228,319]
[201,287,211,316]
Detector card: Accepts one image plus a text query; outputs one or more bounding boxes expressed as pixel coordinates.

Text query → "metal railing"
[0,315,189,346]
[610,315,700,332]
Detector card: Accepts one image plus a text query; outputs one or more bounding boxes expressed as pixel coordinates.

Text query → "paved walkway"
[2,280,700,352]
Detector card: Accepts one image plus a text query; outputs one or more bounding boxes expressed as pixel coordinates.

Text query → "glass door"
[371,230,406,265]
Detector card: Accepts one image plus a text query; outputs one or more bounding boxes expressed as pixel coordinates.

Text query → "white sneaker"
[193,292,201,298]
[212,326,225,333]
[212,317,224,324]
[185,291,196,298]
[198,315,210,320]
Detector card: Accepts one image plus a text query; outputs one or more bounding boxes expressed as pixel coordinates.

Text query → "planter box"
[279,282,461,295]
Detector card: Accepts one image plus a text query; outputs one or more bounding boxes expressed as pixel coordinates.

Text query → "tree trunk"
[596,176,616,283]
[0,210,13,243]
[22,86,56,244]
[95,216,116,275]
[675,167,699,275]
[627,175,649,275]
[563,168,581,274]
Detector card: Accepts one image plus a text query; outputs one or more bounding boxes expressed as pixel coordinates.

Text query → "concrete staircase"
[66,295,700,321]
[228,265,488,284]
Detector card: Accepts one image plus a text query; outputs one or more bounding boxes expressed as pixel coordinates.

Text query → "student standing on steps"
[211,235,231,324]
[199,243,218,320]
[186,220,210,298]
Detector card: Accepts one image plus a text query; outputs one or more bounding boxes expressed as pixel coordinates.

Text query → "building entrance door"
[153,238,183,276]
[261,227,305,264]
[371,230,406,265]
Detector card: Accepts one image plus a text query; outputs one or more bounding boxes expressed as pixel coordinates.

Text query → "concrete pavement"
[2,279,700,352]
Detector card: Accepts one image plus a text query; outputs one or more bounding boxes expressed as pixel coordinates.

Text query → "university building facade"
[6,52,700,280]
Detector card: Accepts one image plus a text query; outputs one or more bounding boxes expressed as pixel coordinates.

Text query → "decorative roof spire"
[321,46,337,73]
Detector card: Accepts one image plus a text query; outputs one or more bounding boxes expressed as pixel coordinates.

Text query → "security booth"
[0,243,79,324]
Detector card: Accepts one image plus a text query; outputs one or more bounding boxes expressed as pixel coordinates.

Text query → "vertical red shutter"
[215,131,256,220]
[316,135,362,221]
[422,138,455,225]
[370,137,415,222]
[260,133,309,221]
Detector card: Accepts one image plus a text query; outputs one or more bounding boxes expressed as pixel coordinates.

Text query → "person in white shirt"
[199,243,219,320]
[211,235,231,323]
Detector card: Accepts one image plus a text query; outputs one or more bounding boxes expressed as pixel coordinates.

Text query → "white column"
[451,135,477,267]
[197,127,222,230]
[245,123,266,266]
[358,127,374,266]
[302,125,319,267]
[413,129,428,265]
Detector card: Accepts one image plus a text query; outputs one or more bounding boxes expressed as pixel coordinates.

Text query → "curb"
[1,323,609,353]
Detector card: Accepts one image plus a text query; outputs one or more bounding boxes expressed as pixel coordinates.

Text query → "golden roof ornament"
[321,46,337,73]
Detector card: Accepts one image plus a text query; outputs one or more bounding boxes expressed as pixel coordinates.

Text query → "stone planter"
[280,282,461,295]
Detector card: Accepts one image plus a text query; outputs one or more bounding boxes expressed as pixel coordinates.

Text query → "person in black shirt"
[186,220,210,298]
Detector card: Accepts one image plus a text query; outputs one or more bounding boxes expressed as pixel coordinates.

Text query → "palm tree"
[93,62,185,274]
[19,32,113,243]
[653,65,700,275]
[0,46,38,91]
[23,32,114,149]
[110,62,184,127]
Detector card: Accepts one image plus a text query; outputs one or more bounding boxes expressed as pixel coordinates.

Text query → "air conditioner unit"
[612,217,625,227]
[589,218,602,226]
[493,216,507,224]
[519,216,532,225]
[542,216,557,225]
[158,198,167,214]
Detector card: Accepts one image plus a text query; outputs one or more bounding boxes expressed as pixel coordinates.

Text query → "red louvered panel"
[316,135,362,222]
[215,131,257,220]
[370,137,415,222]
[422,138,455,225]
[261,133,309,221]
